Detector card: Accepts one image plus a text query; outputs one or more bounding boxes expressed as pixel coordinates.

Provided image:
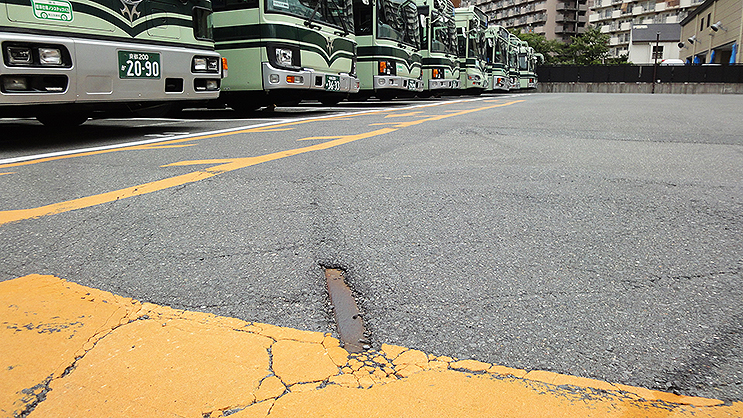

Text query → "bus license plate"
[118,51,161,79]
[325,75,340,91]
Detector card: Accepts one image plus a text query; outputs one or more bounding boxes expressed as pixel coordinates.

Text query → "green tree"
[563,26,610,65]
[510,30,565,65]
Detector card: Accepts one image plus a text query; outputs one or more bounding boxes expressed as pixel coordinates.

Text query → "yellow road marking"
[0,100,524,226]
[3,274,739,418]
[253,127,296,132]
[384,111,424,118]
[296,136,344,141]
[0,172,14,176]
[0,129,396,227]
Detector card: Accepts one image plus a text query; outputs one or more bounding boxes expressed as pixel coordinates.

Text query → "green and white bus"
[517,40,536,89]
[483,24,509,92]
[414,0,458,96]
[507,33,519,90]
[454,5,487,94]
[212,0,359,109]
[1,0,224,125]
[351,0,423,100]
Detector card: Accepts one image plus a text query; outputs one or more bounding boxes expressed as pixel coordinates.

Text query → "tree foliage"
[563,26,610,65]
[512,26,629,66]
[510,30,564,65]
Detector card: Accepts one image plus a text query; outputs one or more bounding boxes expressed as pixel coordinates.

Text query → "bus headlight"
[7,46,33,65]
[378,60,394,75]
[267,44,299,69]
[192,56,220,73]
[38,47,63,65]
[276,48,292,67]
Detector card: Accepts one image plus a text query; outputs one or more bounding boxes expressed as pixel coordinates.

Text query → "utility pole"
[652,31,660,94]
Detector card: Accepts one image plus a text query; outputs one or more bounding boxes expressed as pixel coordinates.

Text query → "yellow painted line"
[388,100,524,129]
[253,127,296,132]
[384,111,424,118]
[0,99,523,226]
[2,274,740,418]
[0,172,15,176]
[0,128,396,227]
[296,136,344,141]
[136,144,198,149]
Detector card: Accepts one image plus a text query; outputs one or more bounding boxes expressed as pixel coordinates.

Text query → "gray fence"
[537,65,743,84]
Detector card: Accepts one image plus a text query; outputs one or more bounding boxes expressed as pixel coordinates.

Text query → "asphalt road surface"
[2,93,741,402]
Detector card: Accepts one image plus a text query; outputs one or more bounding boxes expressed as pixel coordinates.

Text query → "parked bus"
[507,33,520,90]
[1,0,224,126]
[351,0,423,100]
[212,0,360,109]
[483,25,510,92]
[414,0,459,96]
[454,5,487,94]
[517,40,538,89]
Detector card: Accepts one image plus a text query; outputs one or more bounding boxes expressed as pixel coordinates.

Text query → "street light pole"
[652,31,660,94]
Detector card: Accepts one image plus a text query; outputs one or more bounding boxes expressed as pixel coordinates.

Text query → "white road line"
[0,96,521,166]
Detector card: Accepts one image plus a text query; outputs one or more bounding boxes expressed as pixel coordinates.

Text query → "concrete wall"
[537,82,743,93]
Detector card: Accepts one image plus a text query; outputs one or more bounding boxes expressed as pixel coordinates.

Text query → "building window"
[652,45,664,59]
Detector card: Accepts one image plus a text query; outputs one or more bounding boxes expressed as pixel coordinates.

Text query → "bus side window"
[213,0,258,11]
[353,0,372,35]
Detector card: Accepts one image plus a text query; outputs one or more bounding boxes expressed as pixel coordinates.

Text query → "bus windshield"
[430,10,455,54]
[518,53,528,70]
[266,0,354,31]
[467,26,484,60]
[377,0,420,48]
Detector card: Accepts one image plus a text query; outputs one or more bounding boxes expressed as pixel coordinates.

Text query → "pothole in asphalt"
[324,268,369,353]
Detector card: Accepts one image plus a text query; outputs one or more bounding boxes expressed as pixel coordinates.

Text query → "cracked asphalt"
[1,93,742,405]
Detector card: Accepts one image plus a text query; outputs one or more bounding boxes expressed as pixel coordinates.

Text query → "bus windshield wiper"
[305,0,324,29]
[326,0,350,35]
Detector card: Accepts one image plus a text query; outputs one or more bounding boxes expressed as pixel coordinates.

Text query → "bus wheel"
[37,112,89,127]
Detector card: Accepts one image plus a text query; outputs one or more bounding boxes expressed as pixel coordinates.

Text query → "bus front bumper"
[373,75,424,92]
[262,63,358,94]
[428,79,460,90]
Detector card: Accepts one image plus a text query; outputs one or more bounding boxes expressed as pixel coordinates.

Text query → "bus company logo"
[325,36,333,54]
[31,0,73,21]
[120,0,144,23]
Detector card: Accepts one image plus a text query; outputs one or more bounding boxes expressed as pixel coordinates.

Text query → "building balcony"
[655,2,666,11]
[620,21,631,30]
[557,2,579,10]
[588,13,600,22]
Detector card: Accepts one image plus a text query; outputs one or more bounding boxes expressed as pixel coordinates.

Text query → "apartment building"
[679,0,742,64]
[462,0,589,42]
[589,0,705,57]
